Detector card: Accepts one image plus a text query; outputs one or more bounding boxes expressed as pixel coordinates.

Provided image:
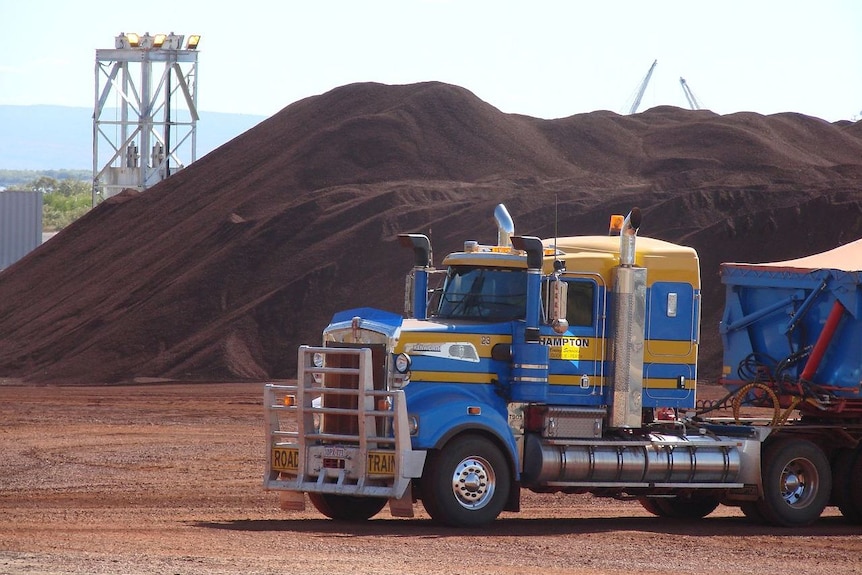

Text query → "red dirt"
[2,381,860,575]
[2,82,862,385]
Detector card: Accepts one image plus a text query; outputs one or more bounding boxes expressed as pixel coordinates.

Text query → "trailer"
[264,205,862,527]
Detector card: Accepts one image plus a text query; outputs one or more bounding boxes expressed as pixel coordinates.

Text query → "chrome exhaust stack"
[495,204,514,247]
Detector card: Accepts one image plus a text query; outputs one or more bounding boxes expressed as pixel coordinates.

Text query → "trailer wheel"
[420,435,511,527]
[832,448,862,523]
[307,493,387,521]
[757,437,831,527]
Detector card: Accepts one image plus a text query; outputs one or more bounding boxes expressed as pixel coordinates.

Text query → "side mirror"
[550,277,569,334]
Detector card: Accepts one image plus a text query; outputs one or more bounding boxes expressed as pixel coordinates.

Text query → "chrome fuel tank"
[522,431,742,486]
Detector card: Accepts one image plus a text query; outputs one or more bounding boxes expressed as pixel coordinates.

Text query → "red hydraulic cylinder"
[800,299,846,382]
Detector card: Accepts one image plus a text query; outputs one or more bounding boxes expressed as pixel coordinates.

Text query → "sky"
[1,0,861,122]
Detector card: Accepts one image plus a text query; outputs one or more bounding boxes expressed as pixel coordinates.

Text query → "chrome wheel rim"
[780,457,818,508]
[451,455,496,510]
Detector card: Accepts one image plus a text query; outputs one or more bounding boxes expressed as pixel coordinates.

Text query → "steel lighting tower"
[93,32,201,204]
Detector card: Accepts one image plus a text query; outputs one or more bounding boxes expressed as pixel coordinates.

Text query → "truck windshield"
[435,266,527,321]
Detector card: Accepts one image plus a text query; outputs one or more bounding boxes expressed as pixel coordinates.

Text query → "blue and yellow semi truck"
[265,205,862,527]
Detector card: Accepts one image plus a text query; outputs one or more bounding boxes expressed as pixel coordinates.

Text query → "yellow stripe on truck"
[411,371,497,384]
[548,375,695,390]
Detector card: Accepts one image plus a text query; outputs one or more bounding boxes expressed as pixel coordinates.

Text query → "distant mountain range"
[0,105,267,170]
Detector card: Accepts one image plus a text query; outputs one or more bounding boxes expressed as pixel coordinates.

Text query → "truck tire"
[850,448,862,522]
[637,497,666,517]
[639,495,719,519]
[653,493,720,519]
[832,448,862,523]
[739,501,766,523]
[757,437,831,527]
[420,435,511,527]
[307,493,387,521]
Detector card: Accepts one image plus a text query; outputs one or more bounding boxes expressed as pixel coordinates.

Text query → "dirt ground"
[1,381,860,575]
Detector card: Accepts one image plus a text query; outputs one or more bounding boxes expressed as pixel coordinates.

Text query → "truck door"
[541,275,606,405]
[643,281,698,407]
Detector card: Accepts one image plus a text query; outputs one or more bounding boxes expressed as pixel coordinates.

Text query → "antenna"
[554,195,559,254]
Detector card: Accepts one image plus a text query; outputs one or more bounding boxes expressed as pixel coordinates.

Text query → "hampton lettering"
[541,337,590,347]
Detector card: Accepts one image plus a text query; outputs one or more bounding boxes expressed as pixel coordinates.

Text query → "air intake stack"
[609,208,646,428]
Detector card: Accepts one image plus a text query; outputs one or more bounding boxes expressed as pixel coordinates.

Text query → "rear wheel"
[851,449,862,523]
[757,437,831,527]
[638,497,667,517]
[847,445,862,524]
[654,493,720,519]
[421,435,511,527]
[739,501,766,523]
[851,449,862,521]
[307,493,387,521]
[833,447,862,524]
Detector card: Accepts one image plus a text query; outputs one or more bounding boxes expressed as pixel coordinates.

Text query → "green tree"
[27,177,92,231]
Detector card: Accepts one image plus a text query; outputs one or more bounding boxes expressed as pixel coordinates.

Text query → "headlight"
[394,353,411,373]
[312,396,322,432]
[312,352,324,384]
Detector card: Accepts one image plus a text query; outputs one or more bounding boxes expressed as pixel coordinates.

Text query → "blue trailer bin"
[719,239,862,414]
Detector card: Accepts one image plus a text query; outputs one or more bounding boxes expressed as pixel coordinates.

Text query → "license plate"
[271,447,299,472]
[367,451,396,475]
[324,446,348,458]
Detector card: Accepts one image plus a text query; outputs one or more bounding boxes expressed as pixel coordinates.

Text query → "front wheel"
[307,493,387,521]
[420,435,511,527]
[757,437,831,527]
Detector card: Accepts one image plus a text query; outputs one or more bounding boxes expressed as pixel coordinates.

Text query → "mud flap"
[279,490,306,511]
[388,483,415,517]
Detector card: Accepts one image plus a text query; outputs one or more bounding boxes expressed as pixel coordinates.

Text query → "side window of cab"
[565,280,594,327]
[542,277,596,329]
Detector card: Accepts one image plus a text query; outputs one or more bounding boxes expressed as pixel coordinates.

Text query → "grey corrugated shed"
[0,190,43,270]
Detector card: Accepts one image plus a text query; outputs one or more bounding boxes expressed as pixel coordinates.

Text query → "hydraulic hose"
[800,300,845,383]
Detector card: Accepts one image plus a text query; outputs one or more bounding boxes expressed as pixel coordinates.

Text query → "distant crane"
[679,77,702,110]
[628,59,657,114]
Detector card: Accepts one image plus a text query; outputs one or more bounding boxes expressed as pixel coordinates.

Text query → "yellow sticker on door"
[541,337,589,360]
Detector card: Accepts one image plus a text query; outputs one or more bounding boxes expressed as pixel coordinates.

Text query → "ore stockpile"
[2,81,862,384]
